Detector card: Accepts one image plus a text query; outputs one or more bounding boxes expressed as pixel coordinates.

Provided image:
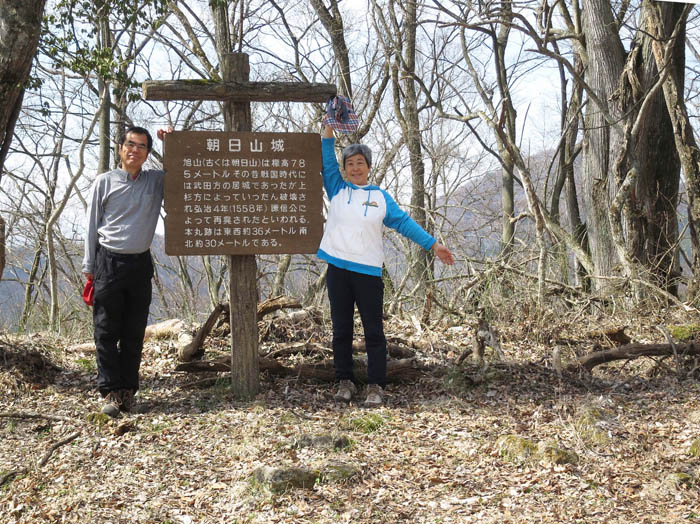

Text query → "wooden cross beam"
[143,80,337,103]
[143,53,336,399]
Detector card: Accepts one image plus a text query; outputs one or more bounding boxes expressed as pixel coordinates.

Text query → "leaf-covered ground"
[1,308,700,523]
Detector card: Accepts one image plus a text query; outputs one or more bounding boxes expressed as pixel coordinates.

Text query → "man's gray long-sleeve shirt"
[82,168,165,274]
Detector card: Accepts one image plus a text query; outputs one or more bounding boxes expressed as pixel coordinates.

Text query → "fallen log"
[387,335,462,355]
[144,318,185,340]
[455,347,473,366]
[284,308,322,323]
[68,319,185,354]
[263,341,330,359]
[180,296,306,362]
[587,326,631,347]
[175,356,425,384]
[178,303,225,362]
[568,342,700,372]
[66,342,96,353]
[352,340,415,359]
[257,295,302,320]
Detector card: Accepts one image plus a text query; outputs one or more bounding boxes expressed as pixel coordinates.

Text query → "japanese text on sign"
[164,131,323,256]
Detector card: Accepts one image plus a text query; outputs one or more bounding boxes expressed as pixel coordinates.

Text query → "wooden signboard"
[163,131,323,255]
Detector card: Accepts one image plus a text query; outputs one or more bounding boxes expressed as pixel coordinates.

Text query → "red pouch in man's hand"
[82,280,94,306]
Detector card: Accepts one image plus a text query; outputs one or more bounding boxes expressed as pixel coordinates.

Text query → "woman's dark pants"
[326,263,387,387]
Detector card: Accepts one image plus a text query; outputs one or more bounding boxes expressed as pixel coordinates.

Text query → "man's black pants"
[326,263,387,387]
[93,244,153,395]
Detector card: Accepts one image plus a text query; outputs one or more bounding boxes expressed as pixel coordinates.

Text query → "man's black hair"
[119,126,153,151]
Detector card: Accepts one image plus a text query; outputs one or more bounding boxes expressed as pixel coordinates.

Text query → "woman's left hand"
[432,243,454,265]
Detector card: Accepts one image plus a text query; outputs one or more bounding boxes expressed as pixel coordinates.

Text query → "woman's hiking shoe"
[101,391,121,418]
[118,389,135,412]
[364,384,384,407]
[334,380,357,402]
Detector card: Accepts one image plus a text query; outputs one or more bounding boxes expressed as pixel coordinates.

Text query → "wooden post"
[222,53,259,399]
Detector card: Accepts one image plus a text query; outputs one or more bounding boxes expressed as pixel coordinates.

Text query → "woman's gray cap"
[342,144,372,169]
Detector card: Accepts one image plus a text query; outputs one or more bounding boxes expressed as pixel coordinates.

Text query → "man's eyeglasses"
[123,141,148,151]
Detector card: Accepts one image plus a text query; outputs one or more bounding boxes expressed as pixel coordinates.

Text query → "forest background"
[0,0,698,334]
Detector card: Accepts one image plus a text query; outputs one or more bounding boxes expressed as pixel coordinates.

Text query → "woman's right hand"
[432,243,454,265]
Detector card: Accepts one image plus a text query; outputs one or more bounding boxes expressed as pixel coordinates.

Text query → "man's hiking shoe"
[364,384,384,407]
[118,389,135,412]
[334,379,357,402]
[101,391,121,418]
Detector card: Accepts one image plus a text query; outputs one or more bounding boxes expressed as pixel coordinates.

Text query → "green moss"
[496,434,537,463]
[689,438,700,457]
[86,412,111,427]
[668,324,700,341]
[252,466,319,493]
[575,406,613,446]
[347,412,387,433]
[210,377,233,395]
[319,460,361,483]
[75,357,96,372]
[294,434,353,451]
[664,472,694,488]
[147,420,174,434]
[442,367,476,394]
[537,440,579,465]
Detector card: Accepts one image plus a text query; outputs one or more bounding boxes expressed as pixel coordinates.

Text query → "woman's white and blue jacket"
[317,137,436,277]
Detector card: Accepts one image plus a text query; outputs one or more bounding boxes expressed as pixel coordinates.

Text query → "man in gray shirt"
[82,125,168,417]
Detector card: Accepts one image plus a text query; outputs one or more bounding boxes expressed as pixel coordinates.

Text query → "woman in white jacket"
[319,125,454,406]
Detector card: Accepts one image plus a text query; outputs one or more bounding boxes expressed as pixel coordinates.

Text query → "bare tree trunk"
[309,0,353,100]
[500,157,515,258]
[405,1,432,295]
[19,246,43,331]
[151,260,174,320]
[97,76,111,173]
[494,4,517,259]
[577,0,685,300]
[46,227,59,331]
[0,0,42,276]
[580,0,627,292]
[0,216,5,281]
[566,59,589,289]
[567,166,589,289]
[175,255,195,320]
[386,0,432,296]
[0,0,46,179]
[96,0,111,174]
[550,48,586,286]
[203,255,224,310]
[270,254,292,298]
[303,265,328,307]
[552,0,589,290]
[644,3,700,298]
[46,80,68,332]
[370,0,434,305]
[618,1,685,296]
